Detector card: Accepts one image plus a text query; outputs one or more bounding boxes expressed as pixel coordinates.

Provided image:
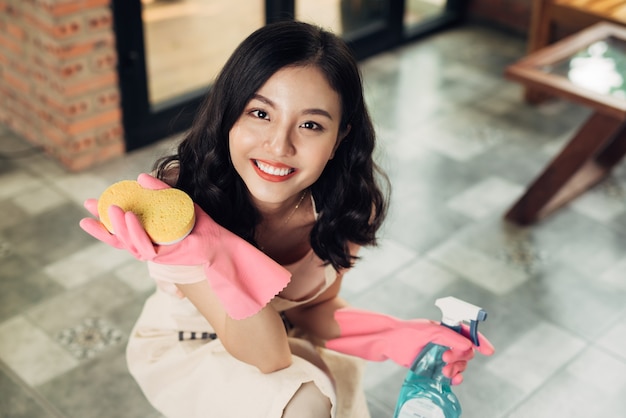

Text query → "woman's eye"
[301,121,321,130]
[250,110,269,120]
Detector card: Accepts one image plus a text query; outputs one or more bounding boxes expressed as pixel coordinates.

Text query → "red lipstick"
[252,159,297,182]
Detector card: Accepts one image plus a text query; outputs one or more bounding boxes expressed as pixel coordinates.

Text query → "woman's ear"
[330,124,351,159]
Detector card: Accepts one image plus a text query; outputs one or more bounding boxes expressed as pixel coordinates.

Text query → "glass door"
[295,0,400,58]
[404,0,467,38]
[113,0,467,150]
[141,0,264,105]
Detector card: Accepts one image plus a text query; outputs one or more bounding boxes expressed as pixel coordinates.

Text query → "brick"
[0,32,22,54]
[66,108,120,135]
[43,107,120,136]
[6,58,31,78]
[83,7,113,33]
[35,90,92,118]
[5,22,27,41]
[59,59,87,78]
[31,31,115,60]
[24,12,83,39]
[52,123,125,167]
[95,139,125,161]
[89,50,117,72]
[95,122,123,145]
[51,72,117,96]
[1,2,21,19]
[30,66,50,86]
[68,132,97,154]
[34,84,120,117]
[58,149,98,172]
[32,56,107,85]
[42,126,70,148]
[32,0,111,17]
[31,51,90,81]
[3,68,31,94]
[94,87,120,109]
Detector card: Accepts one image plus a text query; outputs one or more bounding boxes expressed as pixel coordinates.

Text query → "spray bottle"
[393,297,487,418]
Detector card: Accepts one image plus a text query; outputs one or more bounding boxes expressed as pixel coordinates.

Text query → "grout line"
[495,344,592,418]
[0,359,67,418]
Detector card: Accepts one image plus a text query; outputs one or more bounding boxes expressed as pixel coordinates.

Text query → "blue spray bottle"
[392,297,487,418]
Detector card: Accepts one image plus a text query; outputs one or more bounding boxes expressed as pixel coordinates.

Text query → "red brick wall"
[0,0,124,171]
[468,0,533,34]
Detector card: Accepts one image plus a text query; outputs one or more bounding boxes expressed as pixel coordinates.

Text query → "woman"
[81,20,493,418]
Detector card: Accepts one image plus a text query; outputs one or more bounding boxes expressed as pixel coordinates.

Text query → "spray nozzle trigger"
[435,297,487,346]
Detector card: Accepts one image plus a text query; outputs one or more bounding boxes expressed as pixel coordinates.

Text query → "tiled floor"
[2,22,626,418]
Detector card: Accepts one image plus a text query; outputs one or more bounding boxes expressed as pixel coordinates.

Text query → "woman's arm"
[283,275,348,341]
[176,280,291,374]
[284,243,361,340]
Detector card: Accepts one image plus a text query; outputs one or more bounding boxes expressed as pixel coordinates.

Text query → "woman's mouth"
[252,159,296,182]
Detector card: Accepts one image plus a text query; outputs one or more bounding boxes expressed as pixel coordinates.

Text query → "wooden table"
[505,22,626,225]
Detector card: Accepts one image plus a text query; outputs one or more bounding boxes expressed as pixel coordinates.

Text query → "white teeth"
[256,161,293,176]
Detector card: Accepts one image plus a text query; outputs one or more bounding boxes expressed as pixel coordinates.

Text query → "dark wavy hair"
[155,20,389,271]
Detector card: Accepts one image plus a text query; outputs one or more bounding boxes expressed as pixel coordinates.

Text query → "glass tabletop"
[542,36,626,100]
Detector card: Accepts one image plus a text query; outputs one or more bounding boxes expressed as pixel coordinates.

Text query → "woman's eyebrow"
[303,108,333,120]
[250,93,275,107]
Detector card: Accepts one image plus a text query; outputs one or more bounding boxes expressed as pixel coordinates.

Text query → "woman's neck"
[255,190,314,264]
[257,190,309,226]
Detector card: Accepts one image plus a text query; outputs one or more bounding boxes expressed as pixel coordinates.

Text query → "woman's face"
[229,65,346,207]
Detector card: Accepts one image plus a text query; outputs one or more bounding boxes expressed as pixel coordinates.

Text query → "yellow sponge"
[97,180,195,245]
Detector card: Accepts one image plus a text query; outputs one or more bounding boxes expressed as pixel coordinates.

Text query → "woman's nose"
[265,125,295,156]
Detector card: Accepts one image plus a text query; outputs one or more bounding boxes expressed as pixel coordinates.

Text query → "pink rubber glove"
[325,308,495,385]
[80,173,291,320]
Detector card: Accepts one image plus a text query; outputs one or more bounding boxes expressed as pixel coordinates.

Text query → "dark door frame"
[112,0,467,151]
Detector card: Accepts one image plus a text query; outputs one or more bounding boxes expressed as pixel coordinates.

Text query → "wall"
[0,0,124,172]
[468,0,532,35]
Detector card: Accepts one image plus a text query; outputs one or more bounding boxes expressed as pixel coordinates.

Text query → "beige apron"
[126,261,370,418]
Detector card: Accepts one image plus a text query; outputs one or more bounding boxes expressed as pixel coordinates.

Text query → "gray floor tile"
[0,315,80,386]
[0,365,60,418]
[3,203,96,268]
[446,177,524,221]
[37,345,161,418]
[506,264,626,340]
[0,170,42,200]
[0,200,30,231]
[484,321,586,393]
[453,368,524,418]
[43,242,134,289]
[427,227,532,295]
[507,347,626,418]
[342,238,418,296]
[0,252,64,322]
[24,275,137,337]
[598,257,626,290]
[597,314,626,361]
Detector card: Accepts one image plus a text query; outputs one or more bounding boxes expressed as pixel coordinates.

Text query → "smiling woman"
[80,19,492,418]
[96,20,391,417]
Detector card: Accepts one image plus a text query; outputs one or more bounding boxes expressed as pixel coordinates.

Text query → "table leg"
[505,112,626,225]
[595,121,626,168]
